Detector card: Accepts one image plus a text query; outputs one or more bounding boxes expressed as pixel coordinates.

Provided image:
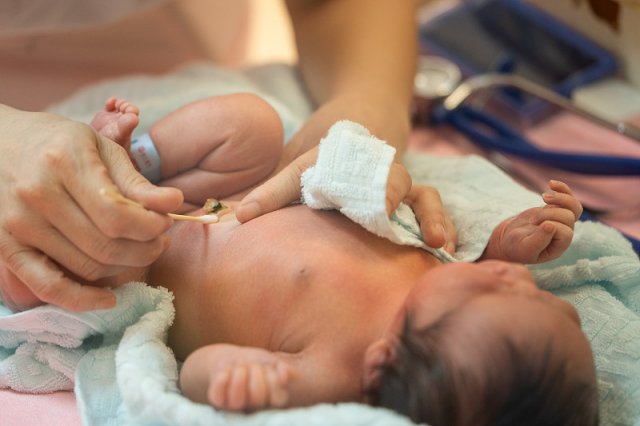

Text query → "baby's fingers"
[227,366,250,411]
[538,221,573,262]
[533,204,577,229]
[209,365,250,411]
[544,180,583,219]
[247,364,268,409]
[209,370,232,409]
[264,362,290,408]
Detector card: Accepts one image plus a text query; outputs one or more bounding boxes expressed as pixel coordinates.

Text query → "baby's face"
[403,260,580,330]
[401,261,594,379]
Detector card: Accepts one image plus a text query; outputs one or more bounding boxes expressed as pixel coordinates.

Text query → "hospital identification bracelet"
[130,133,162,183]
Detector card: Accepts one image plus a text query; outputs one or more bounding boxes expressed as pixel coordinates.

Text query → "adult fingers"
[14,181,170,275]
[385,163,412,216]
[14,213,167,279]
[32,128,176,244]
[404,185,457,254]
[0,236,116,311]
[99,133,183,214]
[235,148,319,223]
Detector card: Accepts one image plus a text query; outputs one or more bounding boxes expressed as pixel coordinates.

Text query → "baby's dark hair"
[368,314,599,426]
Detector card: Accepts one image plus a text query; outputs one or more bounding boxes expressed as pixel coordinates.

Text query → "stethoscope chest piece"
[413,55,462,125]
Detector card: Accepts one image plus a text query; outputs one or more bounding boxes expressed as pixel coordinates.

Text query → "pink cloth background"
[1,390,80,425]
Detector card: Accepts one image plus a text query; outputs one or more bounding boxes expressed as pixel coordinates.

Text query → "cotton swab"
[167,213,220,224]
[99,187,227,224]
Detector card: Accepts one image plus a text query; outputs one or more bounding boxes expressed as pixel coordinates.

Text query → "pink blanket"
[0,390,80,425]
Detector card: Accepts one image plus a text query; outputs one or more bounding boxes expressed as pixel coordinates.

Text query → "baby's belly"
[155,204,440,358]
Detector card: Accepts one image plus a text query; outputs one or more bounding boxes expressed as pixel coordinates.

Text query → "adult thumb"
[98,135,183,214]
[236,148,318,223]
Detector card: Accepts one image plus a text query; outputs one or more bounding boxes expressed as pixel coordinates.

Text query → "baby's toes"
[116,113,139,140]
[114,99,140,115]
[104,97,118,111]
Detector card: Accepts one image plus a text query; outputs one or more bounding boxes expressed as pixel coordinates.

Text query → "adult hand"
[236,92,412,222]
[0,106,183,312]
[235,146,457,254]
[404,185,458,254]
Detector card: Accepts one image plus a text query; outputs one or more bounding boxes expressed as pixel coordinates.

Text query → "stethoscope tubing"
[436,104,640,176]
[430,104,640,252]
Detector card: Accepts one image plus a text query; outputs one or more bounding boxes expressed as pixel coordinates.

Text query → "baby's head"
[364,261,598,426]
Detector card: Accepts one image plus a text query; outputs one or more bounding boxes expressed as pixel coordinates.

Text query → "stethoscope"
[413,55,640,251]
[412,55,640,176]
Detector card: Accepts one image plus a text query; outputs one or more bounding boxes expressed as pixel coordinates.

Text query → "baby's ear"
[362,338,396,395]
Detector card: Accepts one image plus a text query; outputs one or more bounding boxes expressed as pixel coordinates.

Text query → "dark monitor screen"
[419,0,597,89]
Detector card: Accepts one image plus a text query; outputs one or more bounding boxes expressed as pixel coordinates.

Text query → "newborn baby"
[94,96,597,426]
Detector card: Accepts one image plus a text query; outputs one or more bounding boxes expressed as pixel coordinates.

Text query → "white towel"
[301,121,455,263]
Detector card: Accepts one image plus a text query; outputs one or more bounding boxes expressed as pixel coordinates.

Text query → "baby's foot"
[483,180,583,264]
[90,97,140,151]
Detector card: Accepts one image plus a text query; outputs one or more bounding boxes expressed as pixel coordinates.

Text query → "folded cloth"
[1,115,639,424]
[302,120,542,262]
[301,121,458,262]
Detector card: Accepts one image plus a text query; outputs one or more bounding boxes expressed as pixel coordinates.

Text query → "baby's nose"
[479,260,535,287]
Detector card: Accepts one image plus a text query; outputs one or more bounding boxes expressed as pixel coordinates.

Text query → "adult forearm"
[286,0,418,154]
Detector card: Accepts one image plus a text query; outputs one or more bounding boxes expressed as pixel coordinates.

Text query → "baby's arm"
[482,180,583,264]
[180,343,355,412]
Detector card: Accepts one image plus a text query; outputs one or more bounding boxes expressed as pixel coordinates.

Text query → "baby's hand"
[483,180,583,264]
[180,344,293,412]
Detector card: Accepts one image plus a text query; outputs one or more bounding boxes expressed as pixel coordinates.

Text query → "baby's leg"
[90,97,140,152]
[148,93,284,208]
[180,344,292,412]
[482,180,583,264]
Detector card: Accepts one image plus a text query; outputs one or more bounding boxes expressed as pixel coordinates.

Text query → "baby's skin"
[93,98,588,412]
[91,94,283,212]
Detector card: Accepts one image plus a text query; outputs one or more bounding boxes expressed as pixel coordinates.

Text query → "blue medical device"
[414,0,640,251]
[418,0,618,120]
[415,0,640,176]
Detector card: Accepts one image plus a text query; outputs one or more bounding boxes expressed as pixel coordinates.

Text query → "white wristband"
[130,133,162,183]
